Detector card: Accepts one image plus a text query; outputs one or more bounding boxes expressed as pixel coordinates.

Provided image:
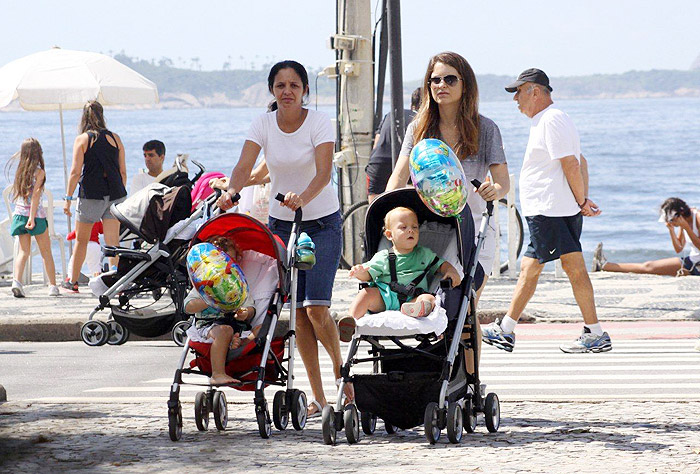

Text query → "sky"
[1,0,699,81]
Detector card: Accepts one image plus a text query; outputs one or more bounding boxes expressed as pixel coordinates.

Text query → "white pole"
[59,105,73,257]
[507,174,518,278]
[491,195,500,278]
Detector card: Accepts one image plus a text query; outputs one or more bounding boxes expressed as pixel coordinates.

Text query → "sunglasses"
[429,75,461,86]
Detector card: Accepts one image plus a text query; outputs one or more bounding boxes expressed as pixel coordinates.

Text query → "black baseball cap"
[505,68,553,93]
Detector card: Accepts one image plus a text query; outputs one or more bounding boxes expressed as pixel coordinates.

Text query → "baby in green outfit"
[338,206,461,342]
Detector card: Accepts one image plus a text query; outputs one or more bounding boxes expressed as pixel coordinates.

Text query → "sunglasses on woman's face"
[429,75,461,87]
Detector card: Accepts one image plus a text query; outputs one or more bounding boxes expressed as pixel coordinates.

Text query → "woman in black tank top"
[62,101,127,291]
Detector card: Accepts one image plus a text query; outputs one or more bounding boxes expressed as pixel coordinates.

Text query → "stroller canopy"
[191,213,287,276]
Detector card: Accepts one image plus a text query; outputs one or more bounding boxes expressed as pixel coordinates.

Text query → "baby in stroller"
[338,206,462,343]
[185,235,277,385]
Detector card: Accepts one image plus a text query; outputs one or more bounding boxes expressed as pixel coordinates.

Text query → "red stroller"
[167,196,310,441]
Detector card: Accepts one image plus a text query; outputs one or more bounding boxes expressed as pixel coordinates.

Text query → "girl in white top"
[7,138,59,297]
[217,60,350,417]
[593,197,700,276]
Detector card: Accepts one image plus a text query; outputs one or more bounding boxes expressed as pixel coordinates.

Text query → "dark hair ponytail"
[267,60,310,104]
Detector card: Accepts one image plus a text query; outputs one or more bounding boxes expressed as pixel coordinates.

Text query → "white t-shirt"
[130,171,157,195]
[519,105,582,217]
[247,109,338,221]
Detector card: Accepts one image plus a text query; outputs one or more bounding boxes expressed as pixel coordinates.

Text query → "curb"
[0,310,522,342]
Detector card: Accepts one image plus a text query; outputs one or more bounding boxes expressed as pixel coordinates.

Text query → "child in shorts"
[338,206,461,342]
[185,236,264,385]
[7,138,59,297]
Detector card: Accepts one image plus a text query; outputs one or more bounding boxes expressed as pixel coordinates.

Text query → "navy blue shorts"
[269,211,342,308]
[524,213,583,264]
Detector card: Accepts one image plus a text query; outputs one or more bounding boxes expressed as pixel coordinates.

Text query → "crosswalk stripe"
[75,336,700,403]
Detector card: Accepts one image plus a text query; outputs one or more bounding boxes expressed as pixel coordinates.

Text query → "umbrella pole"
[59,105,73,259]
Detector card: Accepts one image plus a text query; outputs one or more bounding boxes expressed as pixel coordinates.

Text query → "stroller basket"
[188,338,286,391]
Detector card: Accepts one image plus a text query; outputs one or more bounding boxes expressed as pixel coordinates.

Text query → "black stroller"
[322,186,501,445]
[167,193,310,441]
[79,162,213,346]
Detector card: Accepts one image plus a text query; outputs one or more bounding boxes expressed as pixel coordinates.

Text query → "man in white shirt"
[130,140,166,194]
[482,69,612,354]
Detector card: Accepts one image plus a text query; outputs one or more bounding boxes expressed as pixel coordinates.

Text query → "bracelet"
[64,195,74,201]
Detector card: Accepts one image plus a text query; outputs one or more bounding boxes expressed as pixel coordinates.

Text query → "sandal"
[307,399,325,418]
[337,316,357,343]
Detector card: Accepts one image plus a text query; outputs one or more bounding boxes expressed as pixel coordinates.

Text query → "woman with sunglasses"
[385,51,510,372]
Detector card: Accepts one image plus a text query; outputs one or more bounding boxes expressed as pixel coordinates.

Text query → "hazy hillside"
[118,54,700,108]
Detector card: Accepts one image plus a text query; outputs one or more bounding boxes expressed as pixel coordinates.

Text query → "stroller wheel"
[168,401,183,441]
[424,402,441,444]
[81,321,109,346]
[290,389,307,431]
[361,411,377,435]
[446,402,463,444]
[171,320,191,347]
[344,404,360,444]
[194,392,209,431]
[463,398,477,434]
[106,321,129,345]
[384,421,397,434]
[255,400,272,439]
[484,393,501,433]
[321,405,336,445]
[212,391,228,431]
[273,390,289,431]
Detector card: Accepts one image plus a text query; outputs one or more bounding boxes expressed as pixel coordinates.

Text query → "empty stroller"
[321,186,501,445]
[167,193,310,441]
[79,168,215,347]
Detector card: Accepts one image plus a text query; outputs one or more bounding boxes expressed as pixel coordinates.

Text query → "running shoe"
[11,280,25,298]
[481,318,516,352]
[560,327,612,353]
[48,285,60,296]
[591,242,607,272]
[61,279,79,293]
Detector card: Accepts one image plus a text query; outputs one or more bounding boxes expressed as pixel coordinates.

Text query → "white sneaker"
[48,285,60,296]
[11,280,25,298]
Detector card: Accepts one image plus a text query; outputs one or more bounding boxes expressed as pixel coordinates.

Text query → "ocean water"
[0,97,698,271]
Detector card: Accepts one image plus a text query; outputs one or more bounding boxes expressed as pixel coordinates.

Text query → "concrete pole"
[337,0,374,265]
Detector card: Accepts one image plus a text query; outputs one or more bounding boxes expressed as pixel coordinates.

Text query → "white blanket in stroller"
[354,294,447,337]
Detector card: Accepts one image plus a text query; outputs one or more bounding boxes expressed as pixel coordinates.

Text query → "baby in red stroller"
[184,235,275,385]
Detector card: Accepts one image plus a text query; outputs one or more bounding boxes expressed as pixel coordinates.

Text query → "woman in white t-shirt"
[218,60,349,417]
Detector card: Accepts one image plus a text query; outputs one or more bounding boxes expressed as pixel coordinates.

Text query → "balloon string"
[455,214,463,223]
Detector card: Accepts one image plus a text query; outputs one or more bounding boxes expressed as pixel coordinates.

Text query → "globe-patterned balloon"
[187,242,249,312]
[409,138,467,217]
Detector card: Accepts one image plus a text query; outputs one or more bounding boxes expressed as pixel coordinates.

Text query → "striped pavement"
[57,334,700,405]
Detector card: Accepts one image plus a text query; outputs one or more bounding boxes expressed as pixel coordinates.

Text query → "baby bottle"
[295,232,316,269]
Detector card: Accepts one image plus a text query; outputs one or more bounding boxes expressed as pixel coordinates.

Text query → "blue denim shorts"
[269,211,342,308]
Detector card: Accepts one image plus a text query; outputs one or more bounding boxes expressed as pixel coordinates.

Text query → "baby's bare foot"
[210,374,240,385]
[401,300,433,318]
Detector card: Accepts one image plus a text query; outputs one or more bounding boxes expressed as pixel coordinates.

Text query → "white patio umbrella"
[0,46,159,235]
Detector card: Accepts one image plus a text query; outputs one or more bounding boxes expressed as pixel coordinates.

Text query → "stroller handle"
[470,179,494,215]
[275,193,303,225]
